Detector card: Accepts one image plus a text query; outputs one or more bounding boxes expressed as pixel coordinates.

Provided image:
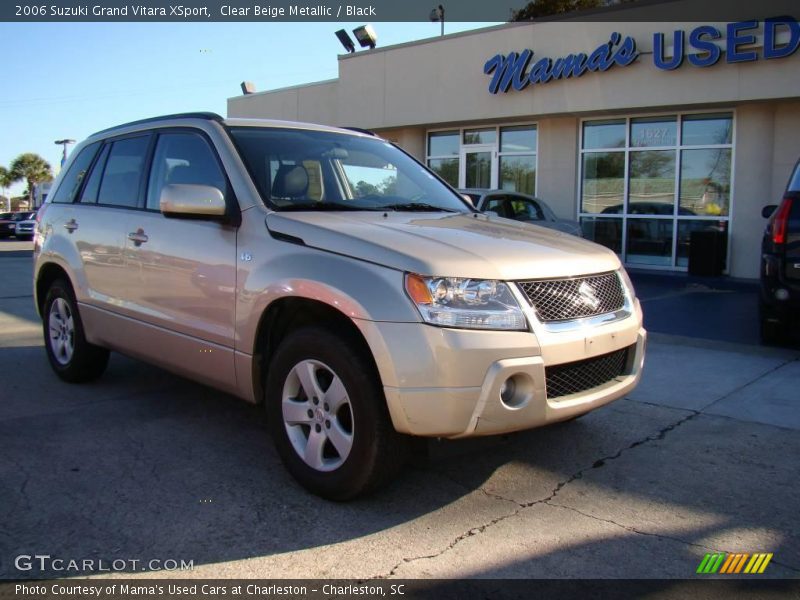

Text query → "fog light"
[500,378,516,404]
[498,374,533,409]
[775,288,790,301]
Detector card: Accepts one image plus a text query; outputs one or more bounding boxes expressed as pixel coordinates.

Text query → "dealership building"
[228,13,800,279]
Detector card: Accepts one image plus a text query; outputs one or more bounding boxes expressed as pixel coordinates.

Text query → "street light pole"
[429,4,445,37]
[54,138,76,168]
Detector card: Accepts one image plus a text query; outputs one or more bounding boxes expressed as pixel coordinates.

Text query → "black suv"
[760,159,800,344]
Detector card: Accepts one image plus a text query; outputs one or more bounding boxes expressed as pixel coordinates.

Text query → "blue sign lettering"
[487,18,798,94]
[764,17,800,59]
[484,33,638,94]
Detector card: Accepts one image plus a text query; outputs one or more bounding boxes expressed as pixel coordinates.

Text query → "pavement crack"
[378,411,703,578]
[700,355,799,413]
[545,502,800,574]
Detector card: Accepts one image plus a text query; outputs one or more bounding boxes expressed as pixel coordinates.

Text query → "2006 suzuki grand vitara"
[34,113,645,499]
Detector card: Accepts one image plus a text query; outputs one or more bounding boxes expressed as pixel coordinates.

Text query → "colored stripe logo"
[697,552,773,574]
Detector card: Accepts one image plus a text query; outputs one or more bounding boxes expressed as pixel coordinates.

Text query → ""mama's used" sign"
[484,18,799,94]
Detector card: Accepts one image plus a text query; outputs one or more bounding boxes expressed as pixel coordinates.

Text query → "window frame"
[426,122,539,195]
[143,127,234,215]
[577,109,736,272]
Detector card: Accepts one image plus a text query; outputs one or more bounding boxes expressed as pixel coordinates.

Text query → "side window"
[79,145,110,204]
[146,132,226,211]
[484,196,509,218]
[97,136,150,208]
[513,199,544,221]
[50,142,100,204]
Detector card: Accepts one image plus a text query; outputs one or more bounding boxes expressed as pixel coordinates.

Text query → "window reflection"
[681,113,732,146]
[499,155,536,195]
[626,218,674,266]
[631,117,676,147]
[427,158,459,187]
[428,132,459,156]
[680,148,731,216]
[628,150,675,214]
[581,217,622,253]
[583,120,626,149]
[583,152,624,214]
[463,128,496,145]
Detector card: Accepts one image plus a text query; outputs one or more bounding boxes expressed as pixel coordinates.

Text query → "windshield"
[229,127,470,213]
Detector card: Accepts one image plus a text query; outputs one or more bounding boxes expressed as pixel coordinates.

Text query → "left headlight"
[404,273,528,331]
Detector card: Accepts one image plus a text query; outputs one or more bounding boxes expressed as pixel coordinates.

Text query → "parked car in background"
[0,212,15,238]
[12,211,37,240]
[760,158,800,344]
[35,113,645,499]
[460,189,582,237]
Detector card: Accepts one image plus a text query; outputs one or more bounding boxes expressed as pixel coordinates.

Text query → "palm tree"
[0,166,13,211]
[10,153,53,209]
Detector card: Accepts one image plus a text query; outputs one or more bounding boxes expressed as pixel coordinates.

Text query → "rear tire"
[43,279,110,382]
[265,326,408,500]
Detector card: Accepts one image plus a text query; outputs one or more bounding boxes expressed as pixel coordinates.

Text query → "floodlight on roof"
[241,81,256,95]
[335,29,356,53]
[352,24,377,49]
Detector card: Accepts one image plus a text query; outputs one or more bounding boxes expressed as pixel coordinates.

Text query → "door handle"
[64,219,78,232]
[127,228,149,246]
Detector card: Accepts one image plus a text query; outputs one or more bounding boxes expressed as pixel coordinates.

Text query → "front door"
[459,144,497,189]
[123,130,238,391]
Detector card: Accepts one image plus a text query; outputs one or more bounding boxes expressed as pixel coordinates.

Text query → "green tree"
[511,0,604,20]
[0,166,13,211]
[10,153,53,208]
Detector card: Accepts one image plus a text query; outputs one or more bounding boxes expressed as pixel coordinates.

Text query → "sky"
[0,21,500,196]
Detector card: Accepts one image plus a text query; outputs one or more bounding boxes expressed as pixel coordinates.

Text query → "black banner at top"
[1,0,798,22]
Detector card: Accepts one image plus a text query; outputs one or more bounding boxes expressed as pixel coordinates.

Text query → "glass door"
[459,145,497,189]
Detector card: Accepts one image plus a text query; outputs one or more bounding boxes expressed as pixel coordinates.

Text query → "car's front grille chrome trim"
[517,272,627,323]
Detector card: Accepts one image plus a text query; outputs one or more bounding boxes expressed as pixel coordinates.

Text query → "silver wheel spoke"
[303,429,326,470]
[327,421,353,458]
[56,298,69,322]
[294,361,323,401]
[282,358,354,472]
[283,399,313,425]
[324,375,348,413]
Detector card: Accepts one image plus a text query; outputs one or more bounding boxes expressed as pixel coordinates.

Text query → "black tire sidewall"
[42,279,107,381]
[265,327,389,500]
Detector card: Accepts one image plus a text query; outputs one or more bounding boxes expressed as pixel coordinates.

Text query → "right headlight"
[404,273,528,331]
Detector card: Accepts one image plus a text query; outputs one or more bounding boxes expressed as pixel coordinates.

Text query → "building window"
[579,112,733,270]
[427,131,459,187]
[426,124,537,194]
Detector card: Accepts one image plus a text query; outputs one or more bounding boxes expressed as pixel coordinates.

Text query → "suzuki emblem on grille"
[577,281,601,310]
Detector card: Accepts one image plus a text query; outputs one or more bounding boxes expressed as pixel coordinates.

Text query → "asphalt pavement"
[1,242,798,581]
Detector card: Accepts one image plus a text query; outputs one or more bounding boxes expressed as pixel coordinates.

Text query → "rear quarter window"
[49,142,101,204]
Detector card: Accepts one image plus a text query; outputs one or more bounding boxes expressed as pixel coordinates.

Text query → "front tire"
[43,279,110,382]
[265,327,408,500]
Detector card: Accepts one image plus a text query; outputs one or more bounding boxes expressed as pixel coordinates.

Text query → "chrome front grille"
[545,345,632,399]
[517,272,625,322]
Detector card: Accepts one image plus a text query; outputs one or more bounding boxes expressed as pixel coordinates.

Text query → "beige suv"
[34,113,645,499]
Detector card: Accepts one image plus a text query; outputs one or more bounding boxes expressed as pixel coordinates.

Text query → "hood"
[265,211,620,281]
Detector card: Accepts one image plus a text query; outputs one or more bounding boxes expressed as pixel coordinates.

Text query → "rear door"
[69,135,152,312]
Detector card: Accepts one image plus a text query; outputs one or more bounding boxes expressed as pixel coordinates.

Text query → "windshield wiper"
[378,202,459,213]
[277,202,382,212]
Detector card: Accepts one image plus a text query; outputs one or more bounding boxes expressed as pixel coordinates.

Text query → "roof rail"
[343,126,378,137]
[91,112,224,137]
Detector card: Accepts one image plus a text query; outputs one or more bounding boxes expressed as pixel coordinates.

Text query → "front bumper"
[370,303,645,438]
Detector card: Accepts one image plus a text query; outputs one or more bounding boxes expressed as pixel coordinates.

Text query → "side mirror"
[761,205,778,219]
[160,184,226,218]
[462,194,475,208]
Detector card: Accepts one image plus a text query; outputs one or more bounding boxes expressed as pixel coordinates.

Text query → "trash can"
[688,229,726,276]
